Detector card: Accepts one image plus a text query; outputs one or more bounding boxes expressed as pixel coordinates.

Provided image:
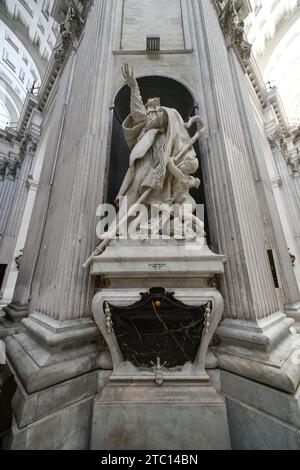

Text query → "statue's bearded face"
[145,97,161,110]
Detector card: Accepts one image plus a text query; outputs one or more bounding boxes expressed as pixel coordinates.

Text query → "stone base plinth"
[6,366,111,450]
[91,239,225,280]
[3,302,29,322]
[220,370,300,450]
[3,312,109,450]
[91,379,231,450]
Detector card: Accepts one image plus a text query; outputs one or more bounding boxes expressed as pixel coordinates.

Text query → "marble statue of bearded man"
[116,64,200,211]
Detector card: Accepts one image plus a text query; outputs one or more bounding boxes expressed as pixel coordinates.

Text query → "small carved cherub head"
[178,155,199,175]
[145,97,161,110]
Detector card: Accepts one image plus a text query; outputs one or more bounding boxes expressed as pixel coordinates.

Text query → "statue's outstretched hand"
[121,63,138,88]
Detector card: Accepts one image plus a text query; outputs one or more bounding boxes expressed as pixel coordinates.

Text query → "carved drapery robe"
[116,86,196,207]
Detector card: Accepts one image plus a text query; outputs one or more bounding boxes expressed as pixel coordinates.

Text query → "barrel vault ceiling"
[0,0,59,128]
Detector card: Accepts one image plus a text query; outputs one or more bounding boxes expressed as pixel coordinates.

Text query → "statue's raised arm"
[121,63,138,89]
[121,63,146,122]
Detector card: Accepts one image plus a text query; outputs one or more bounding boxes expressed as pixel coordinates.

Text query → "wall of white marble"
[120,0,186,51]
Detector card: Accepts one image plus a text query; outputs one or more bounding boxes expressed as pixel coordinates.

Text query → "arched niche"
[106,75,209,238]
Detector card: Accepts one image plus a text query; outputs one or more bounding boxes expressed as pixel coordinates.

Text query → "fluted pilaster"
[272,147,300,285]
[188,0,279,321]
[7,57,76,315]
[226,37,300,308]
[0,154,21,244]
[29,0,117,321]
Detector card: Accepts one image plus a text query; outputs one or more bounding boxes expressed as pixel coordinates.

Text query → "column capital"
[54,0,92,65]
[218,0,252,65]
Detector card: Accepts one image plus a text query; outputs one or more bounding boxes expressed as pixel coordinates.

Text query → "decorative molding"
[19,132,39,161]
[54,1,90,65]
[267,127,287,154]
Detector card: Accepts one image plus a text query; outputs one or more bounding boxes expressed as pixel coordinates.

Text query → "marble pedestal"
[90,239,231,450]
[91,379,230,450]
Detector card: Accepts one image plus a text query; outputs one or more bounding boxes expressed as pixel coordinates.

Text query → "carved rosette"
[219,0,252,65]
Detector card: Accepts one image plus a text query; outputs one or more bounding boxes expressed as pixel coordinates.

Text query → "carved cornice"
[219,0,252,65]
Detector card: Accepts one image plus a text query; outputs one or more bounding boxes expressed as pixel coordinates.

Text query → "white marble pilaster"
[29,0,118,322]
[189,0,279,323]
[185,1,300,392]
[226,44,300,314]
[0,111,42,304]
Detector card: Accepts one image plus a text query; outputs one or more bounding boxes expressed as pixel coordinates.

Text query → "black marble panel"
[107,288,207,368]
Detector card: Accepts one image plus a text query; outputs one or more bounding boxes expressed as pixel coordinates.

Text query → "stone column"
[28,1,117,324]
[187,0,300,392]
[2,57,74,322]
[264,109,300,323]
[6,0,117,450]
[0,153,21,243]
[0,111,42,306]
[224,31,300,320]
